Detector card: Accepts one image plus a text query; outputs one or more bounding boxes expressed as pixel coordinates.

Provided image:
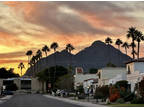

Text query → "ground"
[0,94,82,107]
[108,104,144,107]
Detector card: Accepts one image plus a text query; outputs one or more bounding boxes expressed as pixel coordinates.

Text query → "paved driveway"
[0,94,82,107]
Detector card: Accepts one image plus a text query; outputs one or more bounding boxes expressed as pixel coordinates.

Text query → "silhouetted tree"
[66,43,75,73]
[18,62,25,76]
[50,42,59,81]
[42,45,50,57]
[135,30,144,59]
[122,42,129,55]
[115,39,123,51]
[26,50,32,67]
[105,37,113,45]
[127,27,137,59]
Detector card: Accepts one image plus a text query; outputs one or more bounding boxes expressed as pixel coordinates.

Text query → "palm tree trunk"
[137,42,140,59]
[132,40,135,59]
[125,47,127,55]
[21,68,22,77]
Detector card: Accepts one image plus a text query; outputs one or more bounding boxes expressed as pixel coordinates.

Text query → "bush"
[116,98,125,104]
[94,92,104,99]
[131,97,144,104]
[115,80,128,89]
[78,94,85,99]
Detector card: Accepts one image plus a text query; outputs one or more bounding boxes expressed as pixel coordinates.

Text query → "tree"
[66,43,75,73]
[89,68,98,74]
[37,70,48,93]
[105,37,113,63]
[18,62,25,76]
[127,27,137,59]
[0,67,19,78]
[122,42,129,55]
[50,42,59,81]
[26,50,32,67]
[105,37,113,45]
[36,49,42,60]
[106,62,116,67]
[42,45,50,57]
[115,39,123,51]
[130,42,137,57]
[55,74,73,90]
[135,30,144,59]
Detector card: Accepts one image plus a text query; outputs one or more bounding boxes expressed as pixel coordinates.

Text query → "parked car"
[3,90,14,95]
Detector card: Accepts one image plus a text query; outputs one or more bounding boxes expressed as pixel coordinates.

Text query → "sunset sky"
[0,1,144,75]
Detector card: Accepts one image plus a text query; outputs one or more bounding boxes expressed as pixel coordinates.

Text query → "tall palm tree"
[30,55,36,77]
[18,62,25,76]
[105,37,113,63]
[130,42,137,58]
[26,50,32,67]
[42,45,50,57]
[105,37,113,45]
[50,42,58,85]
[66,44,75,72]
[122,42,129,55]
[36,49,42,60]
[127,27,137,59]
[135,30,144,59]
[115,39,123,51]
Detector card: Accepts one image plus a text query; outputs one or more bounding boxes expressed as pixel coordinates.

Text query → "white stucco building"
[74,67,98,89]
[97,67,126,86]
[126,59,144,92]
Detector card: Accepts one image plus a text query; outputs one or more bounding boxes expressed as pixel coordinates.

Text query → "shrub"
[78,93,85,99]
[116,98,125,104]
[94,92,104,99]
[115,80,128,89]
[131,97,144,104]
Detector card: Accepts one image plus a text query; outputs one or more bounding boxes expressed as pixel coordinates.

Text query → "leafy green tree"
[89,68,98,74]
[0,67,19,78]
[106,62,116,67]
[55,74,73,90]
[37,70,48,92]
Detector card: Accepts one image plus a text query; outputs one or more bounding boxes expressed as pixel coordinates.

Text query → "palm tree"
[36,49,42,60]
[127,27,137,59]
[42,45,50,57]
[30,55,36,77]
[50,42,58,84]
[130,42,137,58]
[135,30,144,59]
[115,39,123,51]
[18,62,25,76]
[105,37,113,63]
[105,37,113,45]
[26,50,32,67]
[66,44,75,72]
[122,42,129,55]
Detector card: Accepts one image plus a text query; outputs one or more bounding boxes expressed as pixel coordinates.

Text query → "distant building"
[0,76,46,93]
[97,67,126,86]
[74,67,98,90]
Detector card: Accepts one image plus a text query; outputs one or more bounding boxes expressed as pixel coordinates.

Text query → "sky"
[0,1,144,75]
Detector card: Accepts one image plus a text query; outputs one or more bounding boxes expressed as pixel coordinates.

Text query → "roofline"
[125,59,144,64]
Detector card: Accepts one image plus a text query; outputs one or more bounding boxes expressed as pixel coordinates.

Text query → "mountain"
[25,41,132,76]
